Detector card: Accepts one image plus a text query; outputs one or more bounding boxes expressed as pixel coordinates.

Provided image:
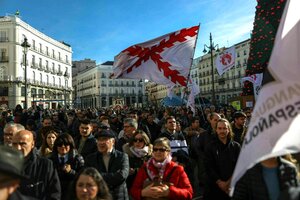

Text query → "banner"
[112,26,199,88]
[231,0,300,195]
[215,46,236,75]
[241,73,263,100]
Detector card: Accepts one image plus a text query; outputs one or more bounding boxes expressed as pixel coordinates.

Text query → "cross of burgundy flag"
[112,26,199,87]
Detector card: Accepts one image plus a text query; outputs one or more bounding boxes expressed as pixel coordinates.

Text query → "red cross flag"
[231,0,300,195]
[215,46,236,76]
[112,26,199,87]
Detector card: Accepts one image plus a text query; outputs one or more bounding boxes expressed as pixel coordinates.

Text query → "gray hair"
[3,122,25,133]
[123,118,138,129]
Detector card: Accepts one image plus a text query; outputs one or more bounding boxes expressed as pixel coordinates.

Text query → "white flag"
[215,46,236,76]
[186,79,200,114]
[241,73,263,100]
[231,0,300,195]
[240,73,263,86]
[112,26,199,88]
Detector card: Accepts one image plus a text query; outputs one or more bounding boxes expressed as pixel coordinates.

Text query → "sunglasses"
[56,142,69,147]
[133,138,144,143]
[153,148,168,152]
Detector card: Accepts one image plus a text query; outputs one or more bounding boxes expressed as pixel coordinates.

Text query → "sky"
[0,0,257,64]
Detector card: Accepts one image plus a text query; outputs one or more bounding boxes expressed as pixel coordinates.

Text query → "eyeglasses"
[153,148,168,152]
[133,138,144,143]
[56,142,69,147]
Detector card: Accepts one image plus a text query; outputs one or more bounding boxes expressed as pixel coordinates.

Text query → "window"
[32,40,36,50]
[46,75,49,84]
[0,66,7,79]
[40,73,42,82]
[0,31,7,42]
[32,55,35,65]
[39,43,42,52]
[33,71,35,81]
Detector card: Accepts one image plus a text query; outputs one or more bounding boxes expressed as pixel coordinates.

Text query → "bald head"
[12,130,35,157]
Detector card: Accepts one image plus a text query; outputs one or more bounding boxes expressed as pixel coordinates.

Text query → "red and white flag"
[215,46,236,76]
[112,26,199,87]
[231,0,300,195]
[241,73,263,100]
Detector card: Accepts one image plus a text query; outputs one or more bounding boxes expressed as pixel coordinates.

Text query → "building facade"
[73,61,146,109]
[197,39,250,105]
[0,15,72,109]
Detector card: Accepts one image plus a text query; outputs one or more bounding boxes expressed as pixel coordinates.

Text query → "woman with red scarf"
[130,137,193,200]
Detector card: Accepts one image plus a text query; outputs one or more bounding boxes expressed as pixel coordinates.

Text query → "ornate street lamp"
[21,38,30,109]
[203,33,219,106]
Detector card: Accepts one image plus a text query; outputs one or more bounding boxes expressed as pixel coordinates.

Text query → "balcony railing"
[0,37,8,42]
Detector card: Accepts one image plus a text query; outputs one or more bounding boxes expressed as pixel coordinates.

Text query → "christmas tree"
[242,0,287,95]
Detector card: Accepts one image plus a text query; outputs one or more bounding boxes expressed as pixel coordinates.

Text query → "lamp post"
[203,33,219,106]
[64,71,68,109]
[21,38,30,109]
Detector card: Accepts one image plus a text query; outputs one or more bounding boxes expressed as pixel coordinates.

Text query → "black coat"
[204,138,240,200]
[232,157,299,200]
[85,149,129,200]
[49,149,84,199]
[19,149,61,200]
[74,133,97,159]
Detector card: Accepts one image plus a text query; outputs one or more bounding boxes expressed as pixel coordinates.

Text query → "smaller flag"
[216,46,236,76]
[186,79,200,115]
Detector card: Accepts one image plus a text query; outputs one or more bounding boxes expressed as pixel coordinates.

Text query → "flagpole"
[182,23,201,106]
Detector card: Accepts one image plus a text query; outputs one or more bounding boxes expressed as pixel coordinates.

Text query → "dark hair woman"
[67,167,112,200]
[130,137,193,200]
[49,133,85,199]
[122,130,152,190]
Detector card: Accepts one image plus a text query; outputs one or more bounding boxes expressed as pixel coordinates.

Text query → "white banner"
[231,0,300,195]
[240,73,263,86]
[216,46,236,75]
[241,73,263,100]
[112,26,199,88]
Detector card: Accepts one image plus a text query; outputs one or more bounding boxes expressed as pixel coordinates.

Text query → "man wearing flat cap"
[11,130,61,200]
[85,129,129,200]
[0,145,37,200]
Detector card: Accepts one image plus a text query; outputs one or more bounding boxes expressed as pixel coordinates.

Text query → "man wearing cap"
[85,129,129,200]
[0,145,37,200]
[11,130,61,200]
[231,111,247,145]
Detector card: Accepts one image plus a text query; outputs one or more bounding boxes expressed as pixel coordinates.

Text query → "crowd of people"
[0,104,299,200]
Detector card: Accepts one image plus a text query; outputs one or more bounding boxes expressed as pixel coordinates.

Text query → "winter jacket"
[130,161,193,200]
[49,149,84,199]
[85,148,130,200]
[18,149,61,200]
[232,157,299,200]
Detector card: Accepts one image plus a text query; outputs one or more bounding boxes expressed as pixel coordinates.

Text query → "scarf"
[129,146,149,158]
[146,154,172,181]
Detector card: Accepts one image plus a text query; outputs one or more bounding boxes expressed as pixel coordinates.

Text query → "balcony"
[0,56,8,62]
[57,71,63,76]
[31,63,38,69]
